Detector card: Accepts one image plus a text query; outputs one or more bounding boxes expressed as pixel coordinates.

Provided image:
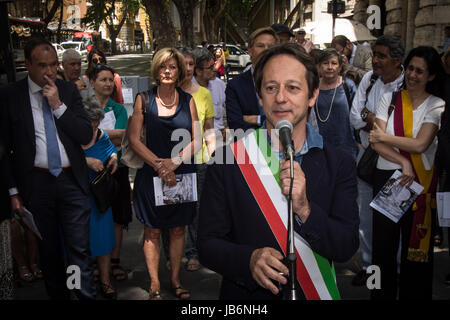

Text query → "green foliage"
[83,0,141,30]
[225,0,258,20]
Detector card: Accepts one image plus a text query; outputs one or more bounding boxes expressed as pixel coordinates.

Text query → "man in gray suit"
[332,35,373,83]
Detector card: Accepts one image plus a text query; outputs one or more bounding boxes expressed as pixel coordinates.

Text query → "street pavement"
[13,206,450,300]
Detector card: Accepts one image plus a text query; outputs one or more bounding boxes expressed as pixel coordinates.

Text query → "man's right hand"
[249,247,289,295]
[341,54,349,68]
[11,194,24,218]
[75,79,87,92]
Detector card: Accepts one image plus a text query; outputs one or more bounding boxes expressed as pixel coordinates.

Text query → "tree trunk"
[142,0,177,48]
[199,0,207,43]
[109,16,127,55]
[172,0,198,48]
[43,0,62,24]
[56,0,63,43]
[205,0,226,43]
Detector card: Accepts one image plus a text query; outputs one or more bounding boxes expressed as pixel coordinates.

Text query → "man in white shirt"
[349,35,405,286]
[1,37,95,299]
[61,49,86,93]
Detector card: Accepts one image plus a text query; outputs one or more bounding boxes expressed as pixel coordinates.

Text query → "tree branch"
[43,0,62,24]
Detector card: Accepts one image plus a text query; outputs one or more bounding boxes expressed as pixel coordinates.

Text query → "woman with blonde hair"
[213,47,226,78]
[129,47,201,300]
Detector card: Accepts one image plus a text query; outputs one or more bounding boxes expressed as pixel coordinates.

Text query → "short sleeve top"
[375,91,445,170]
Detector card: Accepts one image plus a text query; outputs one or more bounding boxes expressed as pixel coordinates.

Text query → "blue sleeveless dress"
[133,87,196,228]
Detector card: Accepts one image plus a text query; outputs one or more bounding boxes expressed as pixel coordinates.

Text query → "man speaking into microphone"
[198,43,359,300]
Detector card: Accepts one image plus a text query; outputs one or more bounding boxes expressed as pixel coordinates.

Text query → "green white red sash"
[231,128,340,300]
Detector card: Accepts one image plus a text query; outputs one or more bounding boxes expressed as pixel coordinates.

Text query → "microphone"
[275,120,294,159]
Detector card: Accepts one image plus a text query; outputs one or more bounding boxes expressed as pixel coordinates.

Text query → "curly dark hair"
[403,46,445,98]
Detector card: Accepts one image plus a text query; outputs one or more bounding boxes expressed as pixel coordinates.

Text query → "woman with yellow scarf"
[369,46,445,300]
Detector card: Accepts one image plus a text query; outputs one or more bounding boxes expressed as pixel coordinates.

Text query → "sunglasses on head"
[92,57,105,65]
[94,64,113,72]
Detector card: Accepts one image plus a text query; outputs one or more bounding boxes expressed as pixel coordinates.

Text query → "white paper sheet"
[370,170,424,223]
[21,207,43,240]
[436,192,450,227]
[122,88,134,105]
[153,173,197,206]
[98,110,116,130]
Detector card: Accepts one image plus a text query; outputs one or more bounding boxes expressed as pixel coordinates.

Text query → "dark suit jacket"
[198,140,359,300]
[225,69,262,131]
[0,78,93,205]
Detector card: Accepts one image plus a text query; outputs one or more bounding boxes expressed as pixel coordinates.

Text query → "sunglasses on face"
[92,57,105,64]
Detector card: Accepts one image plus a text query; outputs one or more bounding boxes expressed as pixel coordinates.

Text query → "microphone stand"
[284,145,298,300]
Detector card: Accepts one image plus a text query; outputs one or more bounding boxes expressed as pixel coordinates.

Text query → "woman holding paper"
[89,64,132,282]
[128,48,201,300]
[161,47,215,272]
[369,46,445,300]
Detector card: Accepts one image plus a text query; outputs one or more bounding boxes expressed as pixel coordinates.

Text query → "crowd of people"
[0,22,449,301]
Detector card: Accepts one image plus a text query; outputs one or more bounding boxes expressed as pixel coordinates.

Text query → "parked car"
[52,43,64,61]
[212,44,251,70]
[60,41,88,62]
[72,31,94,51]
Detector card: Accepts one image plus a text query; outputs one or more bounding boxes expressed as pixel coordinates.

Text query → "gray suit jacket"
[344,44,373,81]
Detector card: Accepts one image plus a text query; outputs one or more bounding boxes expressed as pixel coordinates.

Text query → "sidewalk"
[13,216,450,300]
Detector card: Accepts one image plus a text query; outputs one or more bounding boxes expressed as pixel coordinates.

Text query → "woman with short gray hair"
[82,97,119,299]
[309,48,359,160]
[83,97,105,123]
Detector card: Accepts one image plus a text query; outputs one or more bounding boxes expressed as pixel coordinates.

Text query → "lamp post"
[327,0,346,39]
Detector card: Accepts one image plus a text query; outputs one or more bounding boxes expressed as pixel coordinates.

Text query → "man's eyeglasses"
[201,63,215,70]
[92,57,105,65]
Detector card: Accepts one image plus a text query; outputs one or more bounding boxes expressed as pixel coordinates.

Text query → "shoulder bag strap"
[365,73,379,107]
[387,90,398,119]
[342,78,352,110]
[95,128,102,142]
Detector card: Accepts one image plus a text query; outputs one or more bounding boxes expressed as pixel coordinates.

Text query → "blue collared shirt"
[264,122,323,165]
[263,122,323,226]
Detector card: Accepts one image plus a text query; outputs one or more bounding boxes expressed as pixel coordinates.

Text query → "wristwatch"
[361,109,369,121]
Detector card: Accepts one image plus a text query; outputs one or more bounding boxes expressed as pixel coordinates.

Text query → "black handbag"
[357,91,398,185]
[90,164,119,213]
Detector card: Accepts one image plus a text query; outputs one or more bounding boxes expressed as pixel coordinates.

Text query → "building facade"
[354,0,450,53]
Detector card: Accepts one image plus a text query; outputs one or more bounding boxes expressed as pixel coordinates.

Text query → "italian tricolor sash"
[230,128,340,300]
[393,90,437,262]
